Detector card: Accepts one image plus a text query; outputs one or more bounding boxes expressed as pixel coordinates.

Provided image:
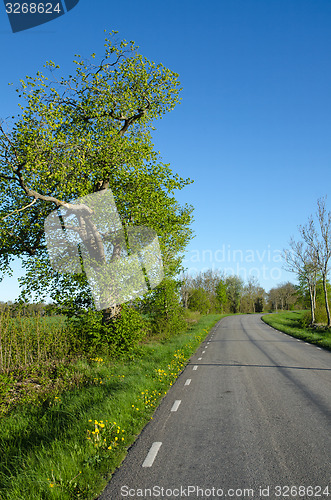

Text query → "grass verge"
[0,313,226,500]
[262,310,331,351]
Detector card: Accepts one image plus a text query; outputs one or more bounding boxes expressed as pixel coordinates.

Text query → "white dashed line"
[193,365,198,370]
[171,400,181,412]
[142,442,162,467]
[185,379,191,386]
[202,350,206,354]
[198,357,202,360]
[317,347,322,350]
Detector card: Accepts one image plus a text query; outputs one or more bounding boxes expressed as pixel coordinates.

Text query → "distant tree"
[179,272,195,309]
[215,276,228,313]
[226,275,243,313]
[267,282,297,312]
[188,287,211,314]
[254,296,264,313]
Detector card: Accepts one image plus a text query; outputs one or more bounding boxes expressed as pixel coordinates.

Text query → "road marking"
[198,357,202,360]
[171,400,181,412]
[185,379,191,385]
[296,339,301,342]
[193,365,198,370]
[317,347,322,350]
[202,350,206,354]
[142,442,162,467]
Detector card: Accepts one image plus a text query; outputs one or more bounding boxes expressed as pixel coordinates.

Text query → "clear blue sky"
[1,0,331,301]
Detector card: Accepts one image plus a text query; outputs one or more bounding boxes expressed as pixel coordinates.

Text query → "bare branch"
[2,198,37,221]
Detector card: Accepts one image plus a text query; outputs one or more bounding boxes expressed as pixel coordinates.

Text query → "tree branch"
[2,198,37,221]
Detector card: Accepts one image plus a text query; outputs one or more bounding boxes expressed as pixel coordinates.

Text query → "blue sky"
[1,0,331,301]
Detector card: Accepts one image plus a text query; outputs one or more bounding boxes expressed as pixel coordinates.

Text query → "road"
[98,314,331,500]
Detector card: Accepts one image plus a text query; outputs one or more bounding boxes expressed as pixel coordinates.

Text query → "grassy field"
[262,310,331,350]
[0,313,226,500]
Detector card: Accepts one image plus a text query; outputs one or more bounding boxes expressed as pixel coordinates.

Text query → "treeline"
[1,274,300,326]
[180,270,298,315]
[0,301,58,317]
[267,282,298,311]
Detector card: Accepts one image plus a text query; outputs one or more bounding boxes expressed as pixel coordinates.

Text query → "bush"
[300,303,330,327]
[142,279,187,338]
[67,305,148,357]
[300,310,312,328]
[105,305,149,357]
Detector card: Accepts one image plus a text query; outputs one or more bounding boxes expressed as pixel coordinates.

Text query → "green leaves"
[0,32,193,308]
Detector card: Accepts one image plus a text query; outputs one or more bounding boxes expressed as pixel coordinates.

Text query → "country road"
[98,314,331,500]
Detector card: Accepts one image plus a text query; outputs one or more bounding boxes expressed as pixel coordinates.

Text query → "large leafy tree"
[0,32,193,312]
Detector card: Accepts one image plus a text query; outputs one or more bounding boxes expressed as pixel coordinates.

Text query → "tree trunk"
[308,284,316,325]
[102,304,122,325]
[322,272,331,327]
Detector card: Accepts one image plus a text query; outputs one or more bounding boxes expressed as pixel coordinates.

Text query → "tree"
[299,197,331,327]
[283,238,318,324]
[179,272,195,309]
[190,269,223,312]
[0,32,193,318]
[187,287,211,314]
[241,276,264,313]
[215,276,228,313]
[267,282,297,312]
[226,275,243,313]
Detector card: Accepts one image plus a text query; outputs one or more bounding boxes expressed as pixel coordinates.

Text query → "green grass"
[0,313,227,500]
[262,310,331,351]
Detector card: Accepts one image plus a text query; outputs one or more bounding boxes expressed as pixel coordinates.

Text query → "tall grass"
[0,310,69,373]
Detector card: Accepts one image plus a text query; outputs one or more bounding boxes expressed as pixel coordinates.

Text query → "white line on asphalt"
[193,365,198,370]
[198,357,202,360]
[202,350,206,354]
[317,347,322,350]
[171,400,181,412]
[142,442,162,467]
[185,379,191,385]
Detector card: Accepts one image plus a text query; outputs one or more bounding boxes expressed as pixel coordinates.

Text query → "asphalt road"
[98,314,331,500]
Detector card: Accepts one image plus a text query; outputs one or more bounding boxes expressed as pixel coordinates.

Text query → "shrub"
[104,305,149,357]
[300,311,312,328]
[67,305,148,357]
